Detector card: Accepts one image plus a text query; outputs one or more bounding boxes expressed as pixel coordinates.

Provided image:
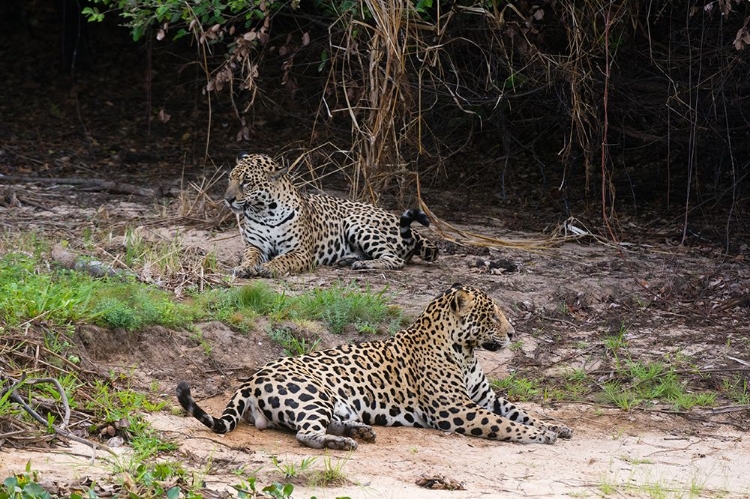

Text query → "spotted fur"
[223,153,439,277]
[176,284,572,450]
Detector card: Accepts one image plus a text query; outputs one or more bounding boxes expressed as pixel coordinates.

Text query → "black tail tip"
[401,209,430,227]
[176,381,191,400]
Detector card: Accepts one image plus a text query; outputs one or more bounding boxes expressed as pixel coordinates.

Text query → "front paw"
[231,265,271,278]
[232,265,253,278]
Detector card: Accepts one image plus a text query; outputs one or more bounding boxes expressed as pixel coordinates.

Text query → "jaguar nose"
[507,326,514,341]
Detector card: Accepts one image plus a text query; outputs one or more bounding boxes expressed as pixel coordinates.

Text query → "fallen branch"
[51,244,137,279]
[1,374,117,461]
[700,404,750,415]
[0,174,179,198]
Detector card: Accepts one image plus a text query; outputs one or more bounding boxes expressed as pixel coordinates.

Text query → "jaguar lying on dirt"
[176,284,572,450]
[224,152,439,277]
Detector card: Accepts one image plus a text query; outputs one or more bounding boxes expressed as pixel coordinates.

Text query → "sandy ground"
[3,387,748,498]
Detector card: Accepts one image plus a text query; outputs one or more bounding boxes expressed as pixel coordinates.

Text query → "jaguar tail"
[400,209,439,262]
[176,381,238,434]
[399,209,430,240]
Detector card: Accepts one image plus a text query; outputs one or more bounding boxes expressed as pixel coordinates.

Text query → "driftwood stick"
[51,244,137,279]
[0,174,177,198]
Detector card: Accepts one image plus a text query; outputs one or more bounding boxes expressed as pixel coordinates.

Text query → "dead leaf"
[302,32,310,46]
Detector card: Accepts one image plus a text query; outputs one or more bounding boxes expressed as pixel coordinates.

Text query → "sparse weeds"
[308,455,350,487]
[490,373,541,401]
[271,456,317,480]
[603,323,628,366]
[599,360,716,411]
[200,281,397,336]
[269,326,320,356]
[268,454,350,489]
[85,376,167,425]
[295,284,393,334]
[722,375,750,405]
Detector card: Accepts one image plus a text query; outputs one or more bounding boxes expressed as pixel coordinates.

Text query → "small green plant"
[602,381,638,411]
[597,361,717,412]
[603,324,628,366]
[354,320,378,334]
[1,462,51,499]
[271,456,317,480]
[308,455,350,487]
[189,330,213,355]
[490,374,540,401]
[233,477,300,499]
[509,340,524,351]
[268,327,320,356]
[722,375,750,404]
[296,284,392,334]
[86,377,167,422]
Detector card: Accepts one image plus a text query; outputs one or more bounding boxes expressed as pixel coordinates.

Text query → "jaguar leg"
[232,246,266,277]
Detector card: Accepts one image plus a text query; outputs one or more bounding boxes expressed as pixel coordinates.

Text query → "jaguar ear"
[237,152,250,162]
[266,165,289,182]
[450,288,474,317]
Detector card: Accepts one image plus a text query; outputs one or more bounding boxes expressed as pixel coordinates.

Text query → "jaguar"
[224,153,439,277]
[177,283,572,450]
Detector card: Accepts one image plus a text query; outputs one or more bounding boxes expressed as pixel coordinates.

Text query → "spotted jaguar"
[223,153,439,277]
[176,284,572,450]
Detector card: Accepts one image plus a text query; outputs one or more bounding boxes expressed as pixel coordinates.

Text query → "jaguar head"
[224,152,288,214]
[445,283,515,352]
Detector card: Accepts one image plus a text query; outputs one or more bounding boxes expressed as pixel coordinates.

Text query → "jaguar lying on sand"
[224,152,439,277]
[177,283,572,450]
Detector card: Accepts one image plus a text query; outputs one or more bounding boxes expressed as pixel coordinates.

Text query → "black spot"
[439,410,449,419]
[269,396,281,409]
[453,417,464,426]
[299,393,314,402]
[264,383,274,393]
[471,428,483,436]
[437,420,451,431]
[374,414,387,425]
[284,399,299,409]
[466,412,476,421]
